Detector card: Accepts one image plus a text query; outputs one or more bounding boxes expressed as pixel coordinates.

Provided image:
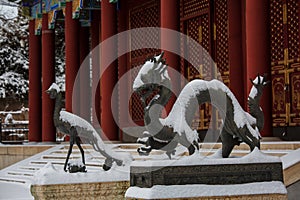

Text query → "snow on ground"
[281,148,300,169]
[0,182,33,200]
[125,181,287,199]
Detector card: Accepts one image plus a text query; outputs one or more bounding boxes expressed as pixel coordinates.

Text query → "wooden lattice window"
[128,0,160,123]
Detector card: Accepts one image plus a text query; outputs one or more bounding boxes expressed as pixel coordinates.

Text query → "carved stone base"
[31,181,129,200]
[130,162,283,188]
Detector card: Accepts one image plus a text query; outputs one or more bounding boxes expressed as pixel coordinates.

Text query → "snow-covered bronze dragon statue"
[133,52,268,158]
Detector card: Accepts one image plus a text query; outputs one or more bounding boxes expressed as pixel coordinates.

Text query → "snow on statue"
[133,52,268,158]
[47,83,132,172]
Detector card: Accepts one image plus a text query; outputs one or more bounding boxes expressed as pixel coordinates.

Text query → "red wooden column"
[65,2,80,113]
[117,1,128,141]
[41,14,56,142]
[28,20,42,142]
[244,0,272,136]
[79,26,91,121]
[91,11,101,126]
[101,0,118,140]
[228,0,244,106]
[161,0,180,113]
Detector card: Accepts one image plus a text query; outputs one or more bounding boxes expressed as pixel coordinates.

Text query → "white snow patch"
[249,76,264,99]
[32,163,129,185]
[4,113,14,123]
[125,181,286,199]
[0,182,33,200]
[249,87,258,99]
[47,83,61,93]
[60,111,95,133]
[0,4,18,19]
[281,148,300,169]
[131,147,281,167]
[133,54,170,90]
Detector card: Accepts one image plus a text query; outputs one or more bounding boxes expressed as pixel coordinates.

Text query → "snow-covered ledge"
[30,163,130,199]
[125,182,287,200]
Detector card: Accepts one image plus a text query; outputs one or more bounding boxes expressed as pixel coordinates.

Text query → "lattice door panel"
[128,0,160,123]
[272,69,287,126]
[186,15,211,81]
[181,0,212,131]
[186,15,212,131]
[270,0,300,127]
[214,0,229,85]
[289,66,300,125]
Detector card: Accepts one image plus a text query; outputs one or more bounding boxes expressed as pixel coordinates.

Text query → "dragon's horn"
[257,73,261,84]
[156,51,165,63]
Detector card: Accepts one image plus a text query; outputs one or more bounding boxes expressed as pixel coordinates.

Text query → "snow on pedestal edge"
[131,147,282,167]
[125,181,287,199]
[32,163,129,185]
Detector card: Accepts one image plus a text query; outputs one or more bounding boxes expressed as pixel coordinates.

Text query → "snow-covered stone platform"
[0,140,299,199]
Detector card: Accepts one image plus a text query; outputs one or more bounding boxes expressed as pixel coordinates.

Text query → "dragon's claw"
[137,146,151,156]
[166,149,176,159]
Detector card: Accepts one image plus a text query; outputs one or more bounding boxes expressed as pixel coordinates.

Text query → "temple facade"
[24,0,300,142]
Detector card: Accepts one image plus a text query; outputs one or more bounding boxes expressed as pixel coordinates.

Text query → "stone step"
[30,159,104,168]
[0,177,27,184]
[281,149,300,186]
[7,171,34,177]
[2,173,33,182]
[18,166,41,171]
[10,168,38,174]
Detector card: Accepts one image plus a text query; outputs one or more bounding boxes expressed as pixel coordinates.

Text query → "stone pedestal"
[126,150,287,200]
[31,181,129,200]
[30,163,130,199]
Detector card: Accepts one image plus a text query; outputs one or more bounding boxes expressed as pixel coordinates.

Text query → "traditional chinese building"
[23,0,300,142]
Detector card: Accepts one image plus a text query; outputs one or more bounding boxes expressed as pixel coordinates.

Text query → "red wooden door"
[180,0,230,133]
[270,0,300,127]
